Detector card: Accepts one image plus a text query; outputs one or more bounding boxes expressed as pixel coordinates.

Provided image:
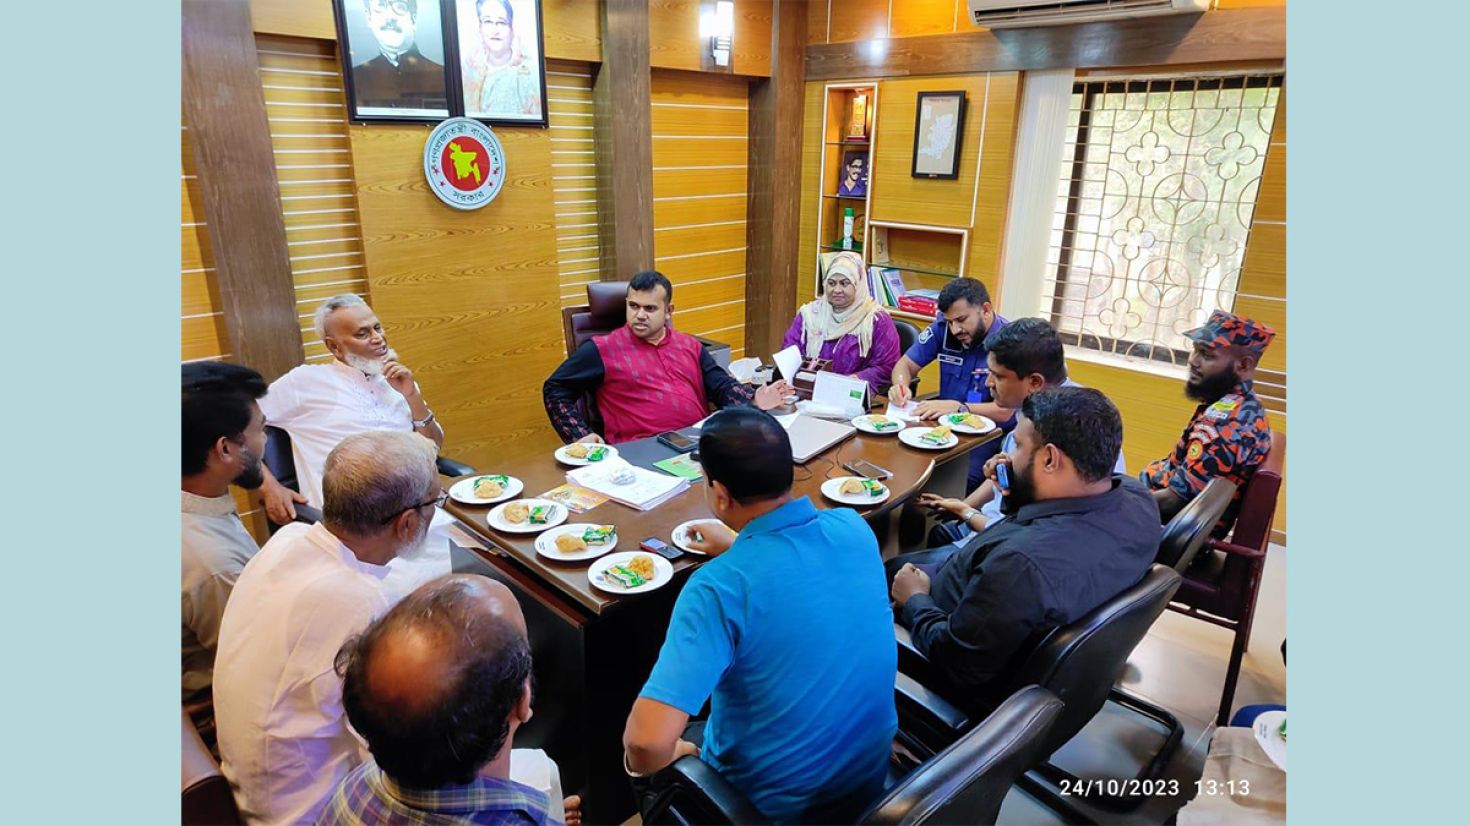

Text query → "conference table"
[443,413,1001,824]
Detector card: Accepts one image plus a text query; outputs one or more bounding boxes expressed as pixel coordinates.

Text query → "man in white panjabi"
[213,431,446,825]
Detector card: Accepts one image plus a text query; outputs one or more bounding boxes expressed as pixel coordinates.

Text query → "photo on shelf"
[837,149,869,197]
[846,92,870,140]
[912,90,967,179]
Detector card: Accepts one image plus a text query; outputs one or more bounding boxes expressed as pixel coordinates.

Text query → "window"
[1045,74,1282,366]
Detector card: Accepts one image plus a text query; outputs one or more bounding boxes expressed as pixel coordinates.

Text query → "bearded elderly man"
[257,294,446,525]
[214,430,446,825]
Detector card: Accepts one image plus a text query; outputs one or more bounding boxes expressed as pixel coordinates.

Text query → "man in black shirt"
[890,386,1160,697]
[351,0,449,113]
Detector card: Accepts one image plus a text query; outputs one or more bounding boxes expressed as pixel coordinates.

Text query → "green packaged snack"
[586,445,608,462]
[605,564,646,588]
[528,505,553,525]
[860,479,884,497]
[583,525,616,545]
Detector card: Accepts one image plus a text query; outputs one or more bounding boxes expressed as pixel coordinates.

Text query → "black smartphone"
[641,537,682,559]
[842,459,892,480]
[657,430,698,453]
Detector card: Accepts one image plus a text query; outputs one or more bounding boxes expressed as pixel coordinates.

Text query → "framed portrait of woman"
[448,0,548,126]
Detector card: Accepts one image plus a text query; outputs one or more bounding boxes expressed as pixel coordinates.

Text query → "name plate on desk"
[811,371,869,419]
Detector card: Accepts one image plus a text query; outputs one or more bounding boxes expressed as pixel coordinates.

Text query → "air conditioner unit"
[968,0,1209,29]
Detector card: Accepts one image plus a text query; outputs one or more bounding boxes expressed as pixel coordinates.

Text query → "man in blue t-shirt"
[623,408,897,823]
[889,277,1013,489]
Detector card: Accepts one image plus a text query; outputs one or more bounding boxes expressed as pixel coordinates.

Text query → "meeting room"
[179,1,1291,823]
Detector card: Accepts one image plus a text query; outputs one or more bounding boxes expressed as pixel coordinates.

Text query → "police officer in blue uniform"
[889,278,1013,491]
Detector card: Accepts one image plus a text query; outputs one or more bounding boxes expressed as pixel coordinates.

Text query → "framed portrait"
[837,149,869,198]
[447,0,548,126]
[333,0,452,122]
[911,91,967,179]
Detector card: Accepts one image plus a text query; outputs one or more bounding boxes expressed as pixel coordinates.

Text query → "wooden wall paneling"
[733,0,773,77]
[648,0,773,76]
[889,0,963,39]
[183,0,304,382]
[652,70,751,357]
[745,0,807,357]
[795,80,825,307]
[806,6,1286,80]
[248,0,336,39]
[595,0,655,278]
[826,0,891,44]
[350,123,566,469]
[806,0,829,45]
[256,36,373,362]
[870,75,988,227]
[967,71,1020,295]
[548,60,603,311]
[544,0,604,62]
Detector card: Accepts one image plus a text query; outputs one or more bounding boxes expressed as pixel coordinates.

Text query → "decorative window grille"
[1046,74,1282,365]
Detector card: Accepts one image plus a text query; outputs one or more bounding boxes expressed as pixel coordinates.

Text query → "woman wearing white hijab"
[779,251,901,394]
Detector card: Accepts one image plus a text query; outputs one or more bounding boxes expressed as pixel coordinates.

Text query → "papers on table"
[568,458,689,511]
[812,371,869,418]
[885,400,922,423]
[772,344,802,384]
[727,356,761,384]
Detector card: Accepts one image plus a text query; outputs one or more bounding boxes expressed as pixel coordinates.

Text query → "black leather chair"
[183,707,242,825]
[642,685,1064,826]
[890,318,922,399]
[1156,477,1237,571]
[895,565,1183,817]
[262,426,474,530]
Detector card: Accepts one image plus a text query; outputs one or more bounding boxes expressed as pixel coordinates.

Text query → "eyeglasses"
[367,0,412,16]
[380,489,448,524]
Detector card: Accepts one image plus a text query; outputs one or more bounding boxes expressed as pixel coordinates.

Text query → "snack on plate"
[585,445,609,462]
[527,505,554,525]
[565,443,589,459]
[582,525,616,545]
[603,555,659,589]
[956,413,987,430]
[857,479,884,497]
[555,534,588,554]
[503,501,530,524]
[472,475,508,498]
[867,415,899,431]
[921,425,953,445]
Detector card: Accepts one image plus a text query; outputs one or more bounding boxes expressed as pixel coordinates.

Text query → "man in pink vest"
[543,272,792,445]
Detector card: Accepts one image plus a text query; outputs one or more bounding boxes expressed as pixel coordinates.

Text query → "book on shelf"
[880,268,907,303]
[897,295,939,317]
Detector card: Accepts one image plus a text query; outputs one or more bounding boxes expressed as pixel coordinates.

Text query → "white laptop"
[786,414,856,463]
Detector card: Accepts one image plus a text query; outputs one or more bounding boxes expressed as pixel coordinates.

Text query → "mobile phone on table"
[641,537,682,560]
[842,459,892,480]
[657,430,698,453]
[994,462,1011,496]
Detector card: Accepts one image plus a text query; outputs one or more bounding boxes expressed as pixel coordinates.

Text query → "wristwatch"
[961,507,979,524]
[956,400,967,415]
[413,409,436,428]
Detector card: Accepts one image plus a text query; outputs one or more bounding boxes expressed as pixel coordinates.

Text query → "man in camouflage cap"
[1142,310,1275,529]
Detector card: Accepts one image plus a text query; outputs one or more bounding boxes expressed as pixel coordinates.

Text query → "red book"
[898,296,938,316]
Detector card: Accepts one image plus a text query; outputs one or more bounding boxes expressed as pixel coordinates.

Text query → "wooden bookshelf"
[813,82,878,297]
[867,220,970,318]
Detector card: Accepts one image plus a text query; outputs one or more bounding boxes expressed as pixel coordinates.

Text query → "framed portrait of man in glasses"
[334,0,452,122]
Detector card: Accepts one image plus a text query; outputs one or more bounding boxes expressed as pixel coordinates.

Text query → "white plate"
[487,499,567,534]
[1252,710,1287,771]
[554,443,620,466]
[534,523,619,562]
[671,519,729,555]
[821,476,891,506]
[588,551,674,595]
[448,474,524,505]
[941,412,997,435]
[852,414,904,435]
[899,426,959,450]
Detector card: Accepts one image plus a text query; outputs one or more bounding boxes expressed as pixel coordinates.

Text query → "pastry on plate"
[555,534,588,553]
[472,476,505,498]
[921,425,953,444]
[840,478,867,495]
[564,443,589,459]
[503,501,530,524]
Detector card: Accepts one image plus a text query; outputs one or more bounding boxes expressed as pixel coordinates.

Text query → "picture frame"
[446,0,549,126]
[333,0,453,123]
[911,91,967,180]
[836,149,869,198]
